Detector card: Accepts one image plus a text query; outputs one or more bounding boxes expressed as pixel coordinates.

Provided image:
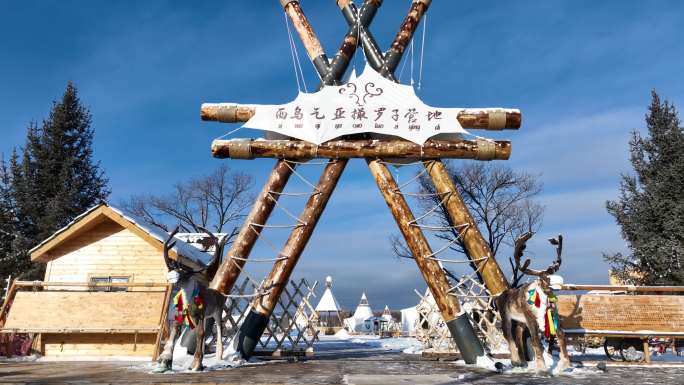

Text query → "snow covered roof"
[315,276,342,312]
[351,292,374,320]
[315,287,342,312]
[30,203,212,267]
[174,232,228,253]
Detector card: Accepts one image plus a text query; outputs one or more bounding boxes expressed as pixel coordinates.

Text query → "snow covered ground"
[3,333,682,384]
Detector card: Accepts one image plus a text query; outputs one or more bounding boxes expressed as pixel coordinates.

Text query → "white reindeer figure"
[495,232,570,372]
[153,226,227,372]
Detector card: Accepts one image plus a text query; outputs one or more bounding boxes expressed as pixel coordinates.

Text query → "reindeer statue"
[494,232,570,372]
[153,226,228,373]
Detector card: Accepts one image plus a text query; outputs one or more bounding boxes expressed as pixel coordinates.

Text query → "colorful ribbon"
[173,286,204,329]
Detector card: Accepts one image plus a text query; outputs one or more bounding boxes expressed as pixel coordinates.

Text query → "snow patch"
[334,328,350,340]
[0,354,40,363]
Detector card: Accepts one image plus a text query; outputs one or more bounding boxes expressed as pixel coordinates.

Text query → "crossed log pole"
[206,0,511,364]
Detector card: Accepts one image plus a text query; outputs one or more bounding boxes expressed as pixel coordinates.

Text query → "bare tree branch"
[120,165,254,243]
[391,161,544,285]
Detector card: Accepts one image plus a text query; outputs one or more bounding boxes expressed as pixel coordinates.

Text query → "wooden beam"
[254,159,346,315]
[0,280,17,328]
[207,0,380,296]
[561,284,684,292]
[201,104,521,130]
[423,160,509,295]
[209,160,295,294]
[280,0,330,78]
[383,0,432,76]
[367,159,462,320]
[235,160,346,358]
[153,284,173,361]
[212,138,511,160]
[12,281,169,289]
[0,328,160,334]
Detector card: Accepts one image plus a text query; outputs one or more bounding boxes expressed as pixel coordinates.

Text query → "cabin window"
[89,276,130,292]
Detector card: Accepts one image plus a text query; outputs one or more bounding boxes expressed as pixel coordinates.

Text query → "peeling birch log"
[253,159,346,315]
[280,0,330,78]
[234,160,346,358]
[424,160,509,295]
[211,138,511,161]
[209,160,294,294]
[367,158,461,319]
[201,104,521,130]
[208,0,383,298]
[383,0,432,75]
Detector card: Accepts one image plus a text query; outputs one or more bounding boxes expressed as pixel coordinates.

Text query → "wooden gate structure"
[223,277,320,356]
[201,0,517,364]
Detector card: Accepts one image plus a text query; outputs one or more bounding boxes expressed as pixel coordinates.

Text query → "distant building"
[315,276,344,334]
[1,203,211,360]
[344,293,375,333]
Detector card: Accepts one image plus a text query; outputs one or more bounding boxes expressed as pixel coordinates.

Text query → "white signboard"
[241,65,469,145]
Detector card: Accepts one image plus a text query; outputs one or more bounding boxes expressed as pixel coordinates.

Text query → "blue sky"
[2,1,683,310]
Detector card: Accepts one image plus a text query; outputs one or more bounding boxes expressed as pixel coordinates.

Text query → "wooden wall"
[43,220,167,287]
[558,294,684,333]
[3,289,170,359]
[41,333,157,358]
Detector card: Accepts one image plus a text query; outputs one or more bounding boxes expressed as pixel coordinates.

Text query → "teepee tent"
[315,276,343,328]
[381,305,393,323]
[344,292,375,333]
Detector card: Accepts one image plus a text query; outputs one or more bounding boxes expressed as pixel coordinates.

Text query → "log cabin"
[0,203,213,360]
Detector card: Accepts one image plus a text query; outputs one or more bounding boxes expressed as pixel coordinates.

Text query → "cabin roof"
[29,203,211,269]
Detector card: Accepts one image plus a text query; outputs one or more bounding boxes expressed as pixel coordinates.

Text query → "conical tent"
[344,292,375,333]
[315,276,342,312]
[382,305,393,322]
[315,276,343,328]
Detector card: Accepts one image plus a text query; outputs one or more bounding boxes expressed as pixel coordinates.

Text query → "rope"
[407,191,452,225]
[394,165,429,192]
[293,31,309,92]
[410,37,415,87]
[230,256,289,263]
[417,12,427,90]
[398,39,410,83]
[225,291,270,299]
[284,160,331,165]
[284,13,302,92]
[267,192,308,226]
[269,191,316,197]
[214,125,244,141]
[248,224,286,255]
[284,160,322,191]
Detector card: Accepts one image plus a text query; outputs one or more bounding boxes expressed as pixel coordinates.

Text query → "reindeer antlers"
[515,232,563,278]
[197,226,228,255]
[163,225,180,270]
[197,226,228,273]
[545,234,563,274]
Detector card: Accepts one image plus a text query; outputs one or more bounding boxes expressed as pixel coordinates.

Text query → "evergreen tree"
[10,82,110,279]
[605,91,684,285]
[0,155,17,282]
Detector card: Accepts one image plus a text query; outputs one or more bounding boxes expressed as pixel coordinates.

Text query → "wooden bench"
[556,285,684,363]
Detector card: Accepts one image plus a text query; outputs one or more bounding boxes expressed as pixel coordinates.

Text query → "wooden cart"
[557,285,684,363]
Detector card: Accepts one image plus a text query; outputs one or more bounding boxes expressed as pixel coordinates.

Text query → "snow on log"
[211,138,511,160]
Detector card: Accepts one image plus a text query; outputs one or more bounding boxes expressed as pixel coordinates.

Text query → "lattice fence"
[223,277,319,354]
[450,274,508,354]
[413,289,457,352]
